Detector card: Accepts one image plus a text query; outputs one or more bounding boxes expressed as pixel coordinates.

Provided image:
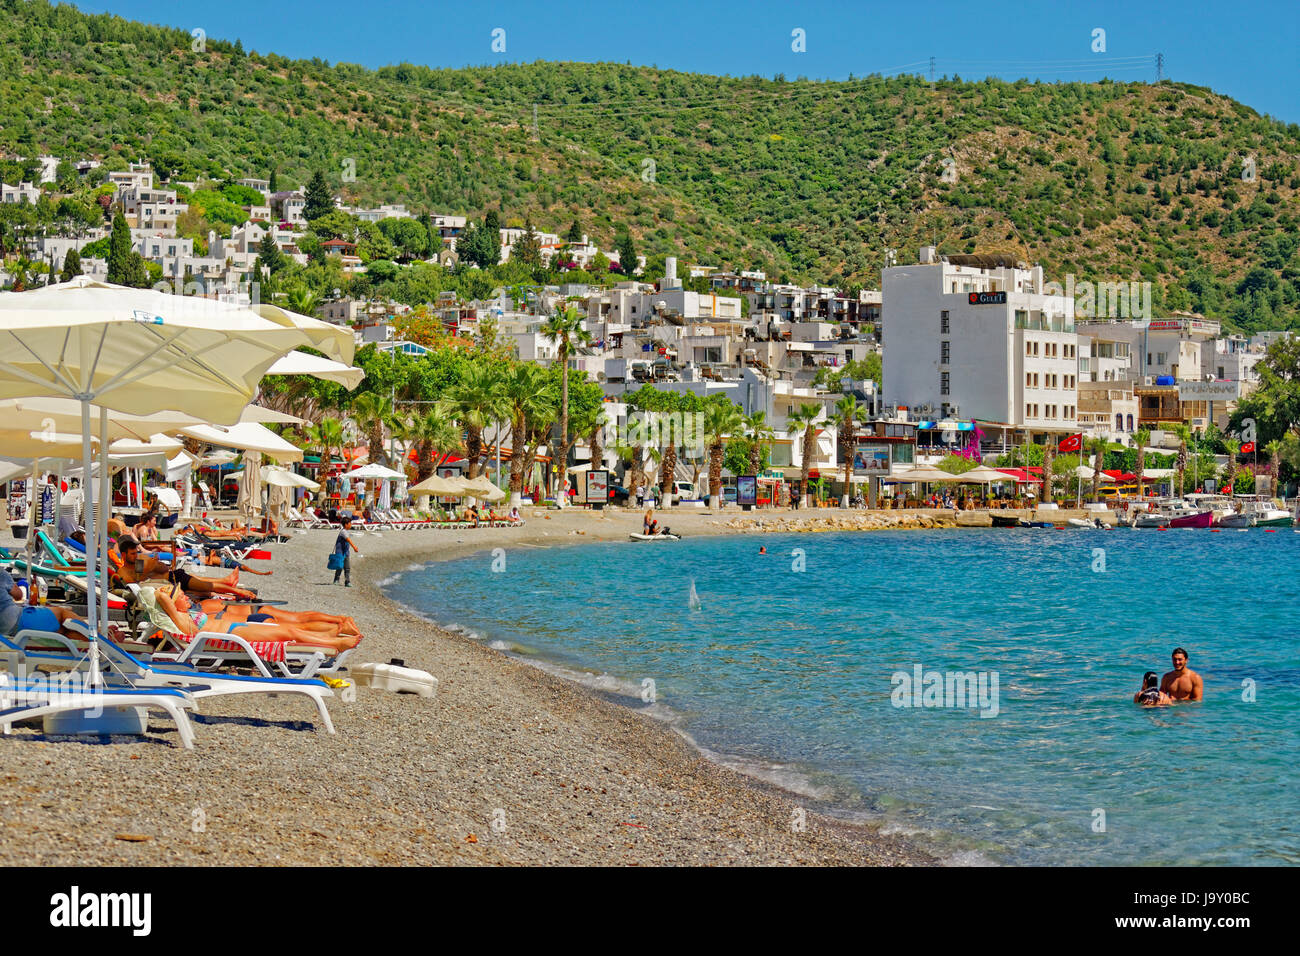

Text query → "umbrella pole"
[79,399,100,685]
[98,409,110,630]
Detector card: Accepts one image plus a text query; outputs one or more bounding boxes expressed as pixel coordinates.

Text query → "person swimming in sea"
[1133,671,1172,707]
[1160,647,1203,701]
[758,546,766,554]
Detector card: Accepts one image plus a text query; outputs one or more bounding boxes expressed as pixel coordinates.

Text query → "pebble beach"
[0,507,938,866]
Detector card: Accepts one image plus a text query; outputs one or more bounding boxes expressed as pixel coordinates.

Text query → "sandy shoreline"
[0,506,941,866]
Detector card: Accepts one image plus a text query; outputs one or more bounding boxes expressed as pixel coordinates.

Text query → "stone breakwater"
[712,511,969,533]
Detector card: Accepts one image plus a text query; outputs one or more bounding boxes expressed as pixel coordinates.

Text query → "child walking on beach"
[331,517,360,587]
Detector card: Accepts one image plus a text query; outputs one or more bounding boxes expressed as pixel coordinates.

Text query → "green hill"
[2,0,1299,330]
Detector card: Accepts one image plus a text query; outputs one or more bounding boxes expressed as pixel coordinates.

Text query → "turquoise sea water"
[384,528,1300,865]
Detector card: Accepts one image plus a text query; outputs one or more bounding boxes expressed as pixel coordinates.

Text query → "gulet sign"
[968,291,1007,305]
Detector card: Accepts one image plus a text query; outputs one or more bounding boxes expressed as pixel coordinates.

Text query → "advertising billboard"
[853,444,892,475]
[736,475,758,506]
[584,469,610,505]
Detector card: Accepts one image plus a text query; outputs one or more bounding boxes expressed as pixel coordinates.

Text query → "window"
[1026,403,1033,419]
[1026,340,1034,356]
[1218,366,1225,379]
[940,310,950,333]
[940,371,950,396]
[1126,414,1134,431]
[1026,372,1034,387]
[941,341,950,364]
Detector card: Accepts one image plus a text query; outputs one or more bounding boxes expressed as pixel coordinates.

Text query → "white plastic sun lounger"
[0,672,197,749]
[5,625,336,735]
[123,584,356,679]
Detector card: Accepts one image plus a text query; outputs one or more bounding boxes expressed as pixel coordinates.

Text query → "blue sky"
[81,0,1300,123]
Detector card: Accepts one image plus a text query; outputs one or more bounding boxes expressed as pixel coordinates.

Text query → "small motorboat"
[1018,519,1055,529]
[629,532,682,541]
[1218,512,1256,529]
[1065,517,1109,529]
[1131,512,1169,528]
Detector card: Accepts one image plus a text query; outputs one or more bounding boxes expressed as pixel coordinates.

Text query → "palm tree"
[400,407,460,484]
[1172,423,1191,496]
[1134,427,1151,499]
[540,304,592,474]
[285,285,321,318]
[1264,438,1284,498]
[501,364,558,507]
[658,420,679,505]
[306,416,345,475]
[443,360,506,478]
[745,410,774,480]
[351,392,397,468]
[826,395,865,507]
[1041,439,1056,505]
[1087,437,1107,501]
[704,401,745,504]
[785,402,823,508]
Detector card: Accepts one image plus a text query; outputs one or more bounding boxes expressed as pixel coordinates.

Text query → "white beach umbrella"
[344,463,406,481]
[237,454,262,521]
[461,474,506,502]
[408,473,466,497]
[179,421,304,463]
[0,279,351,674]
[960,465,1020,484]
[241,405,307,426]
[108,433,184,457]
[262,466,320,490]
[268,350,366,390]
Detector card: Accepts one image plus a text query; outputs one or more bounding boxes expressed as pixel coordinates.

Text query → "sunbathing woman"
[115,536,256,600]
[189,595,362,639]
[151,585,359,654]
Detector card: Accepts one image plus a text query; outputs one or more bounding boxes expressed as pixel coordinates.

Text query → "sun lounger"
[3,623,335,735]
[285,506,329,530]
[0,672,197,749]
[127,585,356,680]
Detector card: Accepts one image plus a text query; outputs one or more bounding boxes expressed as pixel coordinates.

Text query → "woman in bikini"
[151,585,360,654]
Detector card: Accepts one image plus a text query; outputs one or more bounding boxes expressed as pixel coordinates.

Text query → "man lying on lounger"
[114,536,256,600]
[147,584,359,654]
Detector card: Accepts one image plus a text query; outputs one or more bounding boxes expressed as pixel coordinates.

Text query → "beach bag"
[327,553,346,571]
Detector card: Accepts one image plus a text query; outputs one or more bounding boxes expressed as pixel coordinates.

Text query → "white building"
[135,234,194,261]
[1076,317,1219,384]
[1,181,41,205]
[105,163,154,191]
[352,203,412,223]
[271,190,306,227]
[36,156,60,184]
[235,178,271,200]
[883,247,1078,435]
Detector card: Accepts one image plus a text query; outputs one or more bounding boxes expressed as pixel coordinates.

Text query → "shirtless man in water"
[1160,647,1204,701]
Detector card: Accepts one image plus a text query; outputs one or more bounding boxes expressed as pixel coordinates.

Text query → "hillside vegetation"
[2,0,1299,330]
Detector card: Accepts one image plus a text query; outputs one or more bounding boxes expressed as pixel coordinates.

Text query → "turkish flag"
[1241,441,1256,454]
[1057,433,1083,453]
